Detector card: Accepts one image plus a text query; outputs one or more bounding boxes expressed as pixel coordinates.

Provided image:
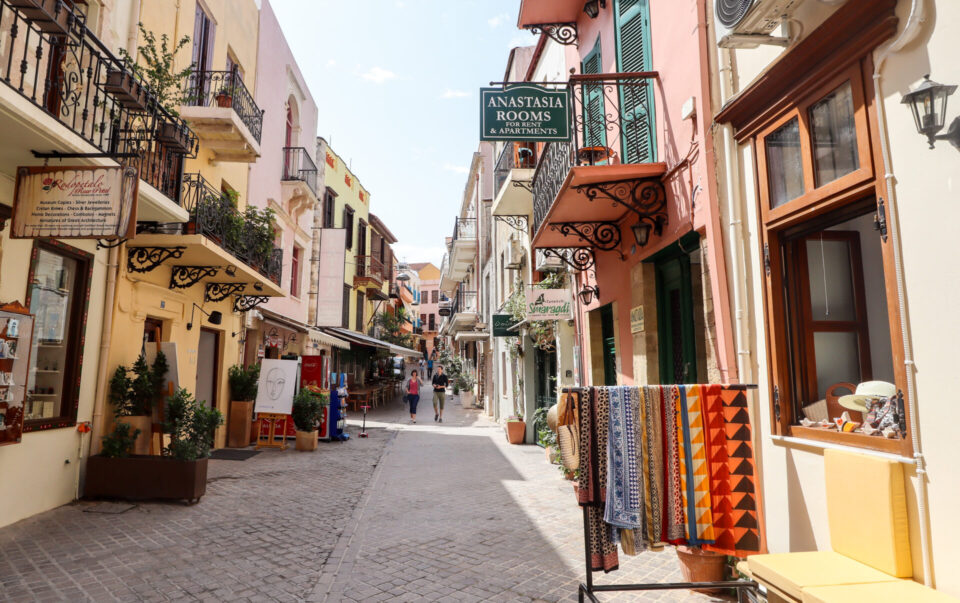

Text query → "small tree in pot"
[227,364,259,447]
[292,387,325,451]
[109,351,168,455]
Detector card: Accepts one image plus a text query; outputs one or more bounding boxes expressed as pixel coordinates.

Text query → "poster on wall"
[254,358,298,415]
[525,288,573,321]
[315,229,347,327]
[11,166,139,239]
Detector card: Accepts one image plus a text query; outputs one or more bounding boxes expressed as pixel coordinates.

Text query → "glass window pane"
[765,118,805,208]
[810,81,860,187]
[805,237,856,321]
[813,331,861,400]
[26,249,79,421]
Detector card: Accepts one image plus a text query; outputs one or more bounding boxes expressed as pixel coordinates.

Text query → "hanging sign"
[525,288,573,321]
[11,166,138,239]
[480,84,570,142]
[492,313,517,337]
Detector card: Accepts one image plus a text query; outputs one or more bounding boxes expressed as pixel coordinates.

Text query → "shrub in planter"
[109,351,168,455]
[292,387,324,452]
[227,364,259,448]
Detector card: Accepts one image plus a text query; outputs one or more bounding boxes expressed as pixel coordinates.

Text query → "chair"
[825,382,857,422]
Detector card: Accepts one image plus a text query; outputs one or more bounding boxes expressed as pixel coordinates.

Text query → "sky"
[270,0,536,268]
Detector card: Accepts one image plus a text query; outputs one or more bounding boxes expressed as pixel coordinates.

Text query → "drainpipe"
[871,0,932,586]
[89,245,121,455]
[126,0,141,56]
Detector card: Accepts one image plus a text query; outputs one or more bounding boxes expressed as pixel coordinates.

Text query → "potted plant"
[533,406,558,461]
[227,364,259,448]
[109,351,168,455]
[215,74,236,108]
[85,388,223,503]
[292,387,324,452]
[458,373,476,408]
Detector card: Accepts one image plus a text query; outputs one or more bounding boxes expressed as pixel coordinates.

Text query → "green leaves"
[109,351,168,417]
[291,388,325,432]
[100,422,141,458]
[227,364,260,402]
[163,388,224,461]
[119,23,193,115]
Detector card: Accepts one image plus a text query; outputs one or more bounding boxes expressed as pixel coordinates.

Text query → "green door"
[614,0,656,164]
[656,254,697,384]
[581,37,607,150]
[599,304,618,386]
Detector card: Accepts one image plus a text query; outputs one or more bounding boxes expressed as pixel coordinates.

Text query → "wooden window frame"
[755,57,912,456]
[290,245,301,299]
[22,240,93,433]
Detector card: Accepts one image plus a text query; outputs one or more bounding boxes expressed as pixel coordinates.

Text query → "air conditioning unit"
[505,239,524,270]
[438,299,452,317]
[715,0,804,48]
[535,249,566,273]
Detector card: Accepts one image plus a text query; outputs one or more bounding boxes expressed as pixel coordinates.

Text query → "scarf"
[676,384,715,546]
[641,386,665,548]
[604,386,645,535]
[662,386,686,543]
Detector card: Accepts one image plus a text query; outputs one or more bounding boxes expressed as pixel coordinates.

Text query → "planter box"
[460,391,475,409]
[104,69,150,112]
[227,400,254,448]
[117,415,152,456]
[10,0,73,35]
[215,93,234,108]
[295,429,318,452]
[157,121,193,154]
[84,455,208,504]
[505,420,526,445]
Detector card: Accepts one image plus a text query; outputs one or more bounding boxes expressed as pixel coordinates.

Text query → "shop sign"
[525,288,573,321]
[11,166,138,239]
[492,313,516,337]
[254,359,299,415]
[315,229,348,327]
[480,84,570,142]
[630,306,645,333]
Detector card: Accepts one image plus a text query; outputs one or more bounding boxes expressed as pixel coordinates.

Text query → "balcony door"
[581,38,606,150]
[191,4,216,100]
[614,0,656,164]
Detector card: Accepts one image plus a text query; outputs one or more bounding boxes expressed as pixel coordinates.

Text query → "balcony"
[0,1,198,221]
[281,146,318,211]
[448,290,479,333]
[492,142,537,217]
[530,74,668,251]
[446,217,477,281]
[181,70,263,162]
[354,254,386,297]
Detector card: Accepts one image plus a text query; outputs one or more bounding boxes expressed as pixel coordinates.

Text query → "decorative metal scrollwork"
[575,178,667,237]
[234,295,270,313]
[548,222,621,251]
[494,215,529,233]
[205,282,247,303]
[169,266,219,289]
[96,238,128,250]
[511,179,533,192]
[525,23,578,46]
[127,246,186,273]
[540,247,595,272]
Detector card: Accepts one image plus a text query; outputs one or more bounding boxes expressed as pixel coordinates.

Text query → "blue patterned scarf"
[604,386,646,543]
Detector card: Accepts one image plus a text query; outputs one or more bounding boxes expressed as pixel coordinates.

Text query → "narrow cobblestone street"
[0,389,714,602]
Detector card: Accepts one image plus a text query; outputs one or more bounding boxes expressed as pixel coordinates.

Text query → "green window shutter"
[615,0,656,163]
[581,38,607,150]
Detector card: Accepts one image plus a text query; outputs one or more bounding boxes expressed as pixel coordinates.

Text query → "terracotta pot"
[84,455,208,504]
[215,93,233,108]
[117,415,152,456]
[676,546,727,594]
[227,400,254,448]
[564,469,576,480]
[295,429,318,452]
[505,420,525,444]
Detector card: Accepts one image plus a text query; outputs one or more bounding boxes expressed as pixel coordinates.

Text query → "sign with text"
[525,288,573,321]
[492,313,517,337]
[480,84,570,142]
[12,166,138,239]
[630,306,645,333]
[315,228,347,327]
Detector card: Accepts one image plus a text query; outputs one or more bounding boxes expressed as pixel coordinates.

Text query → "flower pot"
[295,429,319,451]
[9,0,73,34]
[117,415,152,456]
[564,468,576,480]
[505,420,525,444]
[460,391,475,409]
[676,546,727,594]
[84,455,208,504]
[157,121,192,154]
[215,92,234,108]
[227,400,254,448]
[104,69,149,112]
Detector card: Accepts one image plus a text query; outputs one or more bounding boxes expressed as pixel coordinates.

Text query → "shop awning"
[307,328,351,350]
[455,331,490,342]
[323,328,421,358]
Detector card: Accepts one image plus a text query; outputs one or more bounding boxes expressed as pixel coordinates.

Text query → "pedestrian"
[427,357,434,378]
[418,357,425,377]
[405,369,423,423]
[431,365,449,423]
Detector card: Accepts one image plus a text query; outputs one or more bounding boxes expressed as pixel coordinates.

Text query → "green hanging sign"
[492,313,517,337]
[480,84,570,142]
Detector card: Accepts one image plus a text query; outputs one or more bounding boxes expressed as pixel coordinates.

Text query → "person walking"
[426,357,434,379]
[431,365,449,423]
[405,369,423,423]
[418,357,425,377]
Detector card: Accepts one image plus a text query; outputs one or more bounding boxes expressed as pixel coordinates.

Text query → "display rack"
[0,302,35,446]
[561,386,761,603]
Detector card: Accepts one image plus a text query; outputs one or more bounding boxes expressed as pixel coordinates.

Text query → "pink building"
[412,262,441,358]
[245,0,320,360]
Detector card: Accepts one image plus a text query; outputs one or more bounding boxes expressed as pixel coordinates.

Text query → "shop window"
[290,246,302,298]
[24,242,92,430]
[765,118,804,208]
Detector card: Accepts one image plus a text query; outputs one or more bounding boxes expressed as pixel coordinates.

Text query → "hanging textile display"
[604,386,645,531]
[701,385,762,556]
[640,386,664,547]
[575,388,619,572]
[660,385,687,543]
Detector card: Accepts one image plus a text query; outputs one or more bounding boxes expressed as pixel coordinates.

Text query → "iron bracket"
[574,178,667,238]
[205,282,247,303]
[540,247,596,272]
[127,246,186,273]
[494,215,529,233]
[170,266,219,289]
[548,222,622,252]
[524,23,578,46]
[234,295,270,313]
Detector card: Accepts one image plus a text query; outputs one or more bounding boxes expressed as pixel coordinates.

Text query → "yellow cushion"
[824,449,912,577]
[803,580,960,603]
[748,551,899,600]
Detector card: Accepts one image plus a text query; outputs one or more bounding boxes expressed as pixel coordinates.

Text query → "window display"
[0,302,35,445]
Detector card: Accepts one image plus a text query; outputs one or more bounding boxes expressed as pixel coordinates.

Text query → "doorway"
[534,346,557,410]
[655,250,697,384]
[196,328,220,410]
[599,304,617,386]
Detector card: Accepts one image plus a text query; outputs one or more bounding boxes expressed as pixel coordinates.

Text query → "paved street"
[0,389,715,602]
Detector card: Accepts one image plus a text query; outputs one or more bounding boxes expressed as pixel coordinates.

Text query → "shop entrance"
[196,328,220,410]
[599,304,617,386]
[655,247,697,384]
[534,346,557,411]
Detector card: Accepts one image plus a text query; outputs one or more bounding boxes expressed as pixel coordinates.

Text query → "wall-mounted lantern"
[901,75,960,150]
[583,0,606,19]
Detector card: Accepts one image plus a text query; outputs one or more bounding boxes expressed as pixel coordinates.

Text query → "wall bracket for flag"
[494,215,529,233]
[523,22,578,47]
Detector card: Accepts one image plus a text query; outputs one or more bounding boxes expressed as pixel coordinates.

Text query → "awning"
[307,328,351,350]
[455,331,490,342]
[323,328,421,358]
[259,308,309,333]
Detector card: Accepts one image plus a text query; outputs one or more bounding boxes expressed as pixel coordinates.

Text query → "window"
[355,292,365,333]
[323,190,336,228]
[342,286,351,329]
[432,290,439,304]
[24,241,92,430]
[225,51,244,81]
[191,4,215,75]
[429,314,436,331]
[754,65,907,454]
[290,246,302,298]
[357,219,367,256]
[420,314,426,329]
[343,205,355,250]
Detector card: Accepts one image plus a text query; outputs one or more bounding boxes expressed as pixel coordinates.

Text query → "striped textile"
[676,385,715,546]
[662,385,687,543]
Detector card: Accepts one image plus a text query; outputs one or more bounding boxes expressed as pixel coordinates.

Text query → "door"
[191,4,216,101]
[599,304,617,386]
[581,37,607,151]
[614,0,656,164]
[656,254,697,384]
[196,328,220,410]
[534,347,558,410]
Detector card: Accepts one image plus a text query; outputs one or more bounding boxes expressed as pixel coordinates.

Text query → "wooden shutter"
[581,39,606,149]
[615,0,655,163]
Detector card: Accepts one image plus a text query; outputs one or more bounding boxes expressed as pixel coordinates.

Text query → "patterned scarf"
[676,385,715,546]
[641,386,664,548]
[662,386,686,542]
[577,388,596,505]
[604,386,645,535]
[575,387,618,571]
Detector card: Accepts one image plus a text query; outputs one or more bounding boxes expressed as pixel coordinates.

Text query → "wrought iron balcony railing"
[0,0,197,204]
[494,142,538,194]
[181,173,282,285]
[451,217,477,243]
[452,289,478,316]
[282,146,318,195]
[532,141,574,237]
[183,69,264,143]
[355,254,385,282]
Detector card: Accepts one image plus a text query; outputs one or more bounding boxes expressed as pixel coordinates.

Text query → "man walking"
[431,365,449,423]
[426,357,434,378]
[418,357,425,377]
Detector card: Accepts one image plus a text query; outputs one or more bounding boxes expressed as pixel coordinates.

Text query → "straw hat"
[838,381,897,412]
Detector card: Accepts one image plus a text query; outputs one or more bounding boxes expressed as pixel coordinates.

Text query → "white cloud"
[443,163,469,175]
[392,243,447,267]
[360,66,397,84]
[326,59,336,68]
[487,13,510,27]
[440,89,470,99]
[507,31,538,49]
[395,0,406,7]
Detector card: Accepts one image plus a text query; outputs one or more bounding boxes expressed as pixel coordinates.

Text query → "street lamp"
[578,284,600,305]
[583,0,606,19]
[902,74,960,150]
[631,222,653,247]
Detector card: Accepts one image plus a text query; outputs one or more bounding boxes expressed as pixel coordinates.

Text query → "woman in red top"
[405,370,423,423]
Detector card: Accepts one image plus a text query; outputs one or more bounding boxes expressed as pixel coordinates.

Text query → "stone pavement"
[0,387,722,602]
